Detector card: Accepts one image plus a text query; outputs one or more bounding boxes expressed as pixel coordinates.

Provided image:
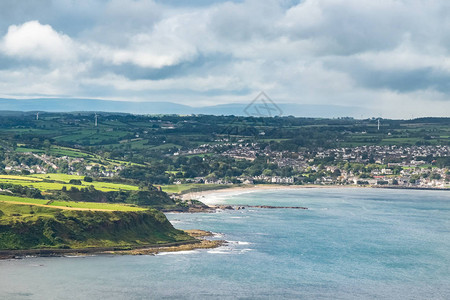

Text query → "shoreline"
[180,184,449,203]
[105,230,225,256]
[3,185,447,259]
[0,230,225,260]
[180,184,354,201]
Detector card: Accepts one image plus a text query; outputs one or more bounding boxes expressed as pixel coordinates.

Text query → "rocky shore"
[0,230,225,259]
[165,203,309,213]
[105,230,225,256]
[246,205,308,209]
[210,205,308,210]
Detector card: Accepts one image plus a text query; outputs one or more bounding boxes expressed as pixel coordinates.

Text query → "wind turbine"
[36,112,39,120]
[95,113,98,127]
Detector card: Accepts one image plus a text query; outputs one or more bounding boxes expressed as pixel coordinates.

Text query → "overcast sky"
[1,0,450,118]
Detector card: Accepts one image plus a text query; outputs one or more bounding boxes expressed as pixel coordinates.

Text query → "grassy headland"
[0,194,146,211]
[0,202,194,252]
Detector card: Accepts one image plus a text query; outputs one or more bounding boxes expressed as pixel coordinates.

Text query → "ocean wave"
[64,255,87,258]
[227,241,251,245]
[207,245,254,255]
[239,248,254,253]
[207,249,232,254]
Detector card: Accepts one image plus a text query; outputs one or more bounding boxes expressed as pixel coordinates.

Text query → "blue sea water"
[0,188,449,299]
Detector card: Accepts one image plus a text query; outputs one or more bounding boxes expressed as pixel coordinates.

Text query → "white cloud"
[109,21,199,68]
[1,20,76,62]
[0,1,450,117]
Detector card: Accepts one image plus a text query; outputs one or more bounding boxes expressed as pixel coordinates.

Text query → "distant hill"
[0,98,364,118]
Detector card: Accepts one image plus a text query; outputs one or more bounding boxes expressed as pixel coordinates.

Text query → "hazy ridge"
[0,98,364,118]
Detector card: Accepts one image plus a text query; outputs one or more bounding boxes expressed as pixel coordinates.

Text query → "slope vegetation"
[0,202,194,250]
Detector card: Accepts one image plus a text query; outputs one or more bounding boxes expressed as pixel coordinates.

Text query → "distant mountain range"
[0,98,365,118]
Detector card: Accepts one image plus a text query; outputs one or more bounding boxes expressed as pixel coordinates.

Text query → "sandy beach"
[180,184,361,204]
[180,184,450,207]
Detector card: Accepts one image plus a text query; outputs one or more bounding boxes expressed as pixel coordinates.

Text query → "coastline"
[180,184,449,204]
[107,230,225,256]
[180,184,363,202]
[3,185,446,259]
[0,230,225,260]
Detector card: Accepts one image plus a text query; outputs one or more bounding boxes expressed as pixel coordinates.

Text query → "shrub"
[69,179,82,185]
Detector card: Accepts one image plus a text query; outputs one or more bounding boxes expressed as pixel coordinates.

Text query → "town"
[2,141,449,189]
[172,144,450,188]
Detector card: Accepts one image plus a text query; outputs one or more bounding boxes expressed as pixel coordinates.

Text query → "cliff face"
[0,203,193,250]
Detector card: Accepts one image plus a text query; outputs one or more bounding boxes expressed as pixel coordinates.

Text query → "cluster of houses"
[311,145,450,165]
[3,143,449,189]
[172,144,450,188]
[3,152,123,177]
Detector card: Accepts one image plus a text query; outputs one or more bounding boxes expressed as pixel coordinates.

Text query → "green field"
[15,147,45,153]
[49,147,92,158]
[31,174,84,181]
[0,174,139,192]
[0,175,42,181]
[0,194,146,211]
[161,183,233,194]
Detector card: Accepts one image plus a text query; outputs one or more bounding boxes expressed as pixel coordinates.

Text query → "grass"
[0,175,42,181]
[0,201,192,250]
[161,184,206,194]
[48,201,146,211]
[15,147,44,153]
[14,146,92,158]
[161,183,233,194]
[0,174,139,192]
[149,143,179,150]
[53,128,129,145]
[49,147,92,158]
[0,202,58,222]
[0,195,48,205]
[183,153,213,158]
[0,179,87,191]
[32,173,84,181]
[0,194,146,211]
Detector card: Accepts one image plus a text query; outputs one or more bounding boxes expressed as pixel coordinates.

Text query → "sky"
[0,0,450,118]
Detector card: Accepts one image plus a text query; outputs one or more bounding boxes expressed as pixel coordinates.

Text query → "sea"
[0,188,449,299]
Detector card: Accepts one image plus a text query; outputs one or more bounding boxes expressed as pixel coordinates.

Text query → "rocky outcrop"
[247,205,308,209]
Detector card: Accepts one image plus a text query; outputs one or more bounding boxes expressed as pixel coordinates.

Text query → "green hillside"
[0,202,194,250]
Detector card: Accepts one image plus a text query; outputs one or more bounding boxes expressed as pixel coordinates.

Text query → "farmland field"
[0,174,139,192]
[161,183,232,194]
[0,194,146,211]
